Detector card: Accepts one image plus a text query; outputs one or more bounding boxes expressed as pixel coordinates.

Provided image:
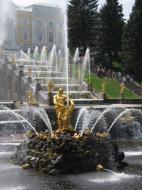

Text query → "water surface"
[0,142,142,190]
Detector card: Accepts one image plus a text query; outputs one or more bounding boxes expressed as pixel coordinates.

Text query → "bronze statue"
[53,88,74,131]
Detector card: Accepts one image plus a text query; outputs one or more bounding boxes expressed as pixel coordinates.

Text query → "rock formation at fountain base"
[12,129,125,175]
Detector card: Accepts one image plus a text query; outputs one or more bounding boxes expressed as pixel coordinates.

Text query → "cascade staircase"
[125,81,142,96]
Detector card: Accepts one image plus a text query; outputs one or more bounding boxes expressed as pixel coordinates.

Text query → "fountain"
[63,3,70,105]
[0,0,11,46]
[27,106,52,134]
[91,105,115,132]
[81,48,91,85]
[0,2,142,189]
[73,48,79,64]
[12,89,125,175]
[58,49,63,72]
[107,109,135,133]
[40,45,47,65]
[48,44,58,70]
[27,48,31,58]
[73,47,80,79]
[33,46,39,60]
[0,109,37,133]
[74,107,87,130]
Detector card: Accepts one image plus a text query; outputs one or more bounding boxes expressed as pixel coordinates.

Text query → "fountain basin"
[12,130,124,175]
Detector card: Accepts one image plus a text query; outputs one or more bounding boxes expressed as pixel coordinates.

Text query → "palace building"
[3,3,64,51]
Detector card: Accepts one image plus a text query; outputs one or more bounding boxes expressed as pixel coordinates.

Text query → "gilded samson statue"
[53,88,74,131]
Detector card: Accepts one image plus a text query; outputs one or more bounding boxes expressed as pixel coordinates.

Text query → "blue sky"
[13,0,135,19]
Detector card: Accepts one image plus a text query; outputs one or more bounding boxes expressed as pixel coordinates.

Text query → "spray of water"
[81,48,90,84]
[0,110,37,134]
[40,45,47,65]
[107,108,135,133]
[91,105,115,132]
[0,0,12,46]
[27,48,31,58]
[62,2,69,106]
[75,107,87,131]
[30,107,52,134]
[48,44,57,70]
[73,48,79,64]
[33,46,39,60]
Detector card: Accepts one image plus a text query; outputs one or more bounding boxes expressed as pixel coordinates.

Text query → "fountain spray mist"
[73,48,79,64]
[0,0,12,46]
[91,105,115,132]
[107,108,133,133]
[63,1,69,106]
[81,48,90,85]
[49,44,57,70]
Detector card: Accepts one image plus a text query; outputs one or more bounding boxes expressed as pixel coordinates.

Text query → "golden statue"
[96,164,105,172]
[54,88,75,131]
[102,81,107,93]
[48,80,54,93]
[28,67,32,78]
[121,112,135,124]
[96,132,109,138]
[120,82,126,98]
[101,81,108,100]
[11,55,16,65]
[26,91,39,106]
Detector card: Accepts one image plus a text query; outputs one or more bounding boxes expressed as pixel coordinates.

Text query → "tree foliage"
[123,0,142,81]
[99,0,124,67]
[68,0,99,53]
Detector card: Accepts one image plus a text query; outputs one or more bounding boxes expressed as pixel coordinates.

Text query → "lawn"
[70,64,139,99]
[86,72,139,99]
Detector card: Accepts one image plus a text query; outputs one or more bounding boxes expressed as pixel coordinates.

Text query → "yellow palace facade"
[3,3,64,51]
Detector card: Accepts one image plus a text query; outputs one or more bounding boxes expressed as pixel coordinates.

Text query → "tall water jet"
[63,2,69,105]
[48,44,57,70]
[81,48,91,85]
[33,46,39,61]
[58,49,62,71]
[33,46,39,71]
[27,48,31,58]
[73,48,79,79]
[0,0,12,46]
[40,46,47,65]
[73,48,79,64]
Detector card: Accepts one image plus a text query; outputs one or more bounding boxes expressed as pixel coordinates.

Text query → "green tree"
[99,0,124,67]
[123,0,142,81]
[68,0,99,53]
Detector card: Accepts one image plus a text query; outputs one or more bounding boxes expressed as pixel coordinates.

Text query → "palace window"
[23,18,28,25]
[38,31,42,42]
[37,20,42,27]
[23,30,28,40]
[49,32,53,42]
[49,22,53,27]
